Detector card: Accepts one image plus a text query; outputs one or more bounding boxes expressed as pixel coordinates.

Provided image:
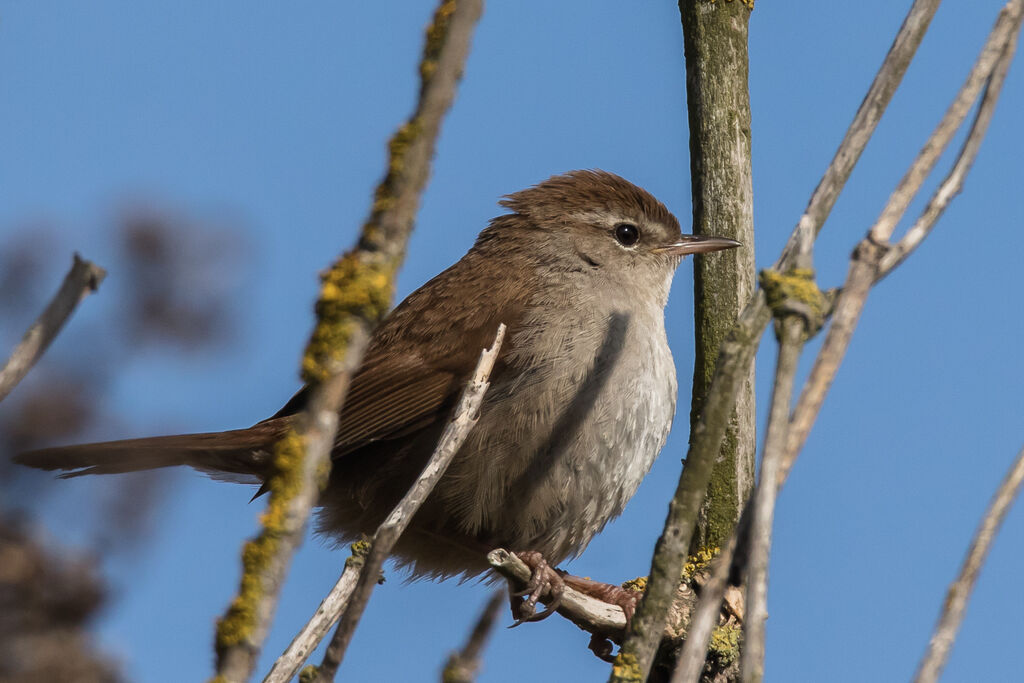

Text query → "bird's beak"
[653,234,742,256]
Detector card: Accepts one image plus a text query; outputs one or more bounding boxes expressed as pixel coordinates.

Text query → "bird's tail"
[14,418,292,483]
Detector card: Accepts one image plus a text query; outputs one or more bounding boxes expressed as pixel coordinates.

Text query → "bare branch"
[312,323,505,681]
[615,1,943,676]
[781,0,1024,483]
[877,27,1019,277]
[262,543,368,683]
[440,591,505,683]
[739,319,804,683]
[0,254,106,403]
[912,446,1024,683]
[211,1,484,679]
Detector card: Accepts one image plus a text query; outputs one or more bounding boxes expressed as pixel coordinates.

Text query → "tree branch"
[678,0,757,555]
[0,254,106,403]
[210,1,484,679]
[780,0,1023,483]
[617,0,954,678]
[261,542,368,683]
[912,446,1024,683]
[312,323,504,681]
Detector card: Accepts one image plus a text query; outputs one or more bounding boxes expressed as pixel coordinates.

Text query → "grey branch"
[0,254,106,403]
[440,590,505,683]
[781,0,1024,484]
[738,318,805,683]
[912,446,1024,683]
[312,324,505,682]
[614,1,943,678]
[262,545,366,683]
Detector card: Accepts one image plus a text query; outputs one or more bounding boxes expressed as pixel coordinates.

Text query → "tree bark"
[679,0,756,553]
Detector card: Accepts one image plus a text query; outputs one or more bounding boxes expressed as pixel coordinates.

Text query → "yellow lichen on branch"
[214,429,310,658]
[302,254,394,384]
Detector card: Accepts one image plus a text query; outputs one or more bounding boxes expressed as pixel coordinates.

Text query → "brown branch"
[912,445,1024,683]
[440,590,505,683]
[210,1,483,679]
[613,2,943,678]
[312,324,504,681]
[0,254,106,403]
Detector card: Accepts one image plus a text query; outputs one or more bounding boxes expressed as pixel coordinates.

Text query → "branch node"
[759,268,828,340]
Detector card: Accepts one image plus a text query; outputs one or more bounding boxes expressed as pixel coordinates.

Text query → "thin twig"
[313,324,505,681]
[738,319,804,683]
[614,2,943,677]
[781,0,1024,484]
[262,543,368,683]
[211,1,484,679]
[877,27,1019,277]
[0,254,106,403]
[912,446,1024,683]
[440,590,505,683]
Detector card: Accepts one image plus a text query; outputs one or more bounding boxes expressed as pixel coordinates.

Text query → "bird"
[17,170,740,620]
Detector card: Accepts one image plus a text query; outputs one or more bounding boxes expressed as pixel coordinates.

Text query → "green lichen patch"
[760,267,828,340]
[708,623,742,665]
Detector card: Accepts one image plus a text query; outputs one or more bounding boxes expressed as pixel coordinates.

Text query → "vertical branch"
[616,1,946,680]
[680,0,757,555]
[210,1,483,680]
[0,254,106,403]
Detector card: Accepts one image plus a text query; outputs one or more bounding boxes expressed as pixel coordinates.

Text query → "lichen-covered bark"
[680,0,756,554]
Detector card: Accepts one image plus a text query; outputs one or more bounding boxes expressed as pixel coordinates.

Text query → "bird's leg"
[508,550,565,624]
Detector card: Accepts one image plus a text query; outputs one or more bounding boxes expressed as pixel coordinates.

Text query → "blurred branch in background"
[0,513,121,683]
[0,205,251,679]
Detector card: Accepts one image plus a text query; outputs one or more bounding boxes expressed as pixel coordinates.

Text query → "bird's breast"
[441,296,678,562]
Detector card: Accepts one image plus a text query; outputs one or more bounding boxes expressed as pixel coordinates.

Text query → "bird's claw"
[507,550,565,625]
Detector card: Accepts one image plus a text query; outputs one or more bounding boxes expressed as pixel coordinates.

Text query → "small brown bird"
[18,170,739,618]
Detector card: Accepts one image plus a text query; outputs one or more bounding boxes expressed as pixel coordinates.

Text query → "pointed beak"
[653,234,742,257]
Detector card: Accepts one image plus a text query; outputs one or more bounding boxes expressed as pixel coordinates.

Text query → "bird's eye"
[613,223,640,246]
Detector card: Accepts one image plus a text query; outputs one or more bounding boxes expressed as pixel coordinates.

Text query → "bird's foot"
[508,550,565,624]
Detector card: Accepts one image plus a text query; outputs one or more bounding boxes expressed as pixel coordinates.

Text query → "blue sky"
[1,1,1022,681]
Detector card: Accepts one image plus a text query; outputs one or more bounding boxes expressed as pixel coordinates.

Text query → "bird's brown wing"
[269,308,519,458]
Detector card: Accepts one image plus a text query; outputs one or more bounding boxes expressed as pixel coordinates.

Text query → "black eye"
[613,223,640,246]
